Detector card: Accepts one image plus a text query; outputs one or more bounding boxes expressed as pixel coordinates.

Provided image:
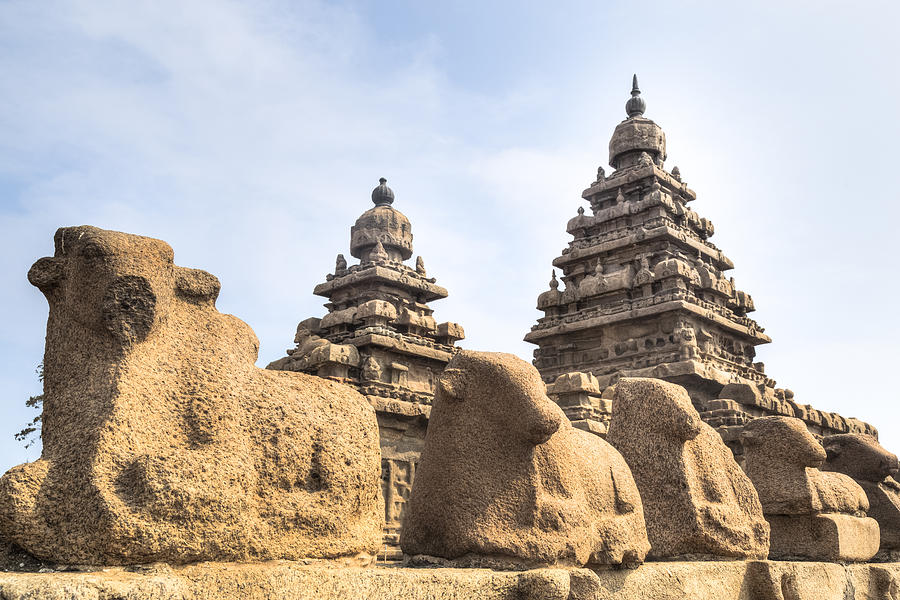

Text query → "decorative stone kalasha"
[268,179,465,556]
[606,377,769,559]
[401,351,650,567]
[741,416,880,561]
[0,226,383,565]
[525,76,875,454]
[823,434,900,556]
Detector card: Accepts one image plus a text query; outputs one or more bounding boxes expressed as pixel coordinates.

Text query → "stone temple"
[5,79,900,600]
[526,76,875,454]
[268,179,464,556]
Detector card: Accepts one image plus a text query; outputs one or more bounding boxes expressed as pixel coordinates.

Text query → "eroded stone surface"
[607,377,769,559]
[0,226,383,565]
[401,351,650,567]
[3,560,900,600]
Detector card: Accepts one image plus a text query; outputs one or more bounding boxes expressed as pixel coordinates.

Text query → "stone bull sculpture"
[608,378,770,559]
[742,416,879,561]
[401,350,650,567]
[0,226,383,565]
[823,433,900,555]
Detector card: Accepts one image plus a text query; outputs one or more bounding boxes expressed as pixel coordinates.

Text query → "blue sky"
[0,0,898,472]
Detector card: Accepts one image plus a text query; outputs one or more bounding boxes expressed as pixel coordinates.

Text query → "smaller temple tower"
[269,179,464,556]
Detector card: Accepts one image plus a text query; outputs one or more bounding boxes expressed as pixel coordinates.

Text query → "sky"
[0,0,898,473]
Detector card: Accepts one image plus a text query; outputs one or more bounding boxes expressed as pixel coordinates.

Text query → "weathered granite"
[742,417,879,561]
[0,226,383,565]
[268,180,464,555]
[525,76,875,452]
[607,378,769,559]
[3,560,900,600]
[824,434,900,554]
[401,351,649,567]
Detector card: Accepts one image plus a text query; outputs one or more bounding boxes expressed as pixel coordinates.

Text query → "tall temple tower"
[526,77,874,450]
[269,179,464,556]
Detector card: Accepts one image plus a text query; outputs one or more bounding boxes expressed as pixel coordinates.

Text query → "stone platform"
[3,560,900,600]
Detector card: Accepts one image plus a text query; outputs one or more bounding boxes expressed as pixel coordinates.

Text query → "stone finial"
[577,206,585,215]
[549,270,559,290]
[371,177,395,206]
[625,74,646,118]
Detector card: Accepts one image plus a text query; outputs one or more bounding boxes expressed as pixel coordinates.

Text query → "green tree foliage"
[15,364,42,449]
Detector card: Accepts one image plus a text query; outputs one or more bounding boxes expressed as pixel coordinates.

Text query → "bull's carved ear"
[175,267,221,304]
[438,368,466,400]
[27,257,65,292]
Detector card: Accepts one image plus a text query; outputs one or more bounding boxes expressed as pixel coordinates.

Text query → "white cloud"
[0,0,898,473]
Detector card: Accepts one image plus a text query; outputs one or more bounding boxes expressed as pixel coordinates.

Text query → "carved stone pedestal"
[767,513,880,562]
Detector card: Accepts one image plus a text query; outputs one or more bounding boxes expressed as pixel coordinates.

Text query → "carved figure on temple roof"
[635,256,654,287]
[335,253,347,275]
[369,240,389,263]
[361,355,383,382]
[638,152,653,167]
[595,165,605,182]
[671,166,682,181]
[674,320,700,361]
[415,256,426,276]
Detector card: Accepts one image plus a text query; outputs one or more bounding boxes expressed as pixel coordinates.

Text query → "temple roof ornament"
[351,178,413,261]
[608,76,666,170]
[625,74,646,118]
[371,177,395,206]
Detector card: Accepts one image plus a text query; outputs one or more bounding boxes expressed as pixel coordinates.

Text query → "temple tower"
[269,179,464,557]
[526,77,875,450]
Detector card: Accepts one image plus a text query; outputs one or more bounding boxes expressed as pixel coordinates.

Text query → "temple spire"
[626,74,646,118]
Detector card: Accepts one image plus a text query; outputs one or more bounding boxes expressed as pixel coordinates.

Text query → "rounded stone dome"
[350,179,413,261]
[608,117,666,170]
[608,76,667,169]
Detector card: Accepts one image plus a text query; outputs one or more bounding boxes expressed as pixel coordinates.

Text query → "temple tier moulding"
[525,75,875,455]
[267,178,464,557]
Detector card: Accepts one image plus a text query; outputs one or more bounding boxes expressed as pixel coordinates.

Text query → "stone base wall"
[3,560,900,599]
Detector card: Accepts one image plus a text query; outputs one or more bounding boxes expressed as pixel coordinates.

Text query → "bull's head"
[823,434,899,483]
[29,226,220,347]
[742,416,827,468]
[613,378,703,441]
[438,350,563,445]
